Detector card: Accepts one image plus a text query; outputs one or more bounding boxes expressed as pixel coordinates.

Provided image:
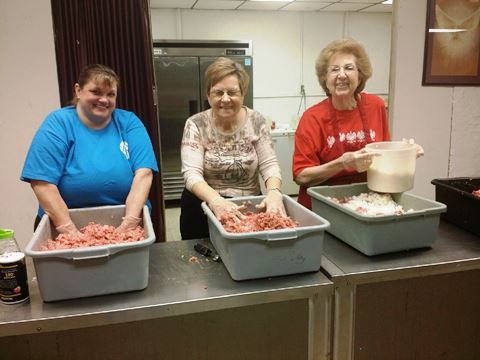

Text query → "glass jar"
[0,229,29,304]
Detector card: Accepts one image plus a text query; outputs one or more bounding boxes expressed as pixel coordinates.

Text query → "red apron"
[298,95,373,209]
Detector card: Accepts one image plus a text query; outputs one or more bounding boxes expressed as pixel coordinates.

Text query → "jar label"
[0,253,29,304]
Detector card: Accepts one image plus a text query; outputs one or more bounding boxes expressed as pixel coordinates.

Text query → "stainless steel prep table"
[322,221,480,360]
[1,239,333,360]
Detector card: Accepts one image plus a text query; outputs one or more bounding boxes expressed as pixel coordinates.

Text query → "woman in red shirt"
[293,38,390,209]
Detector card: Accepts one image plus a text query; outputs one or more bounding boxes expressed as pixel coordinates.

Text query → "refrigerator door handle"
[189,100,199,116]
[203,100,210,111]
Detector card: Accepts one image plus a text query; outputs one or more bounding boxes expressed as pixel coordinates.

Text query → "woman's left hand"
[116,214,141,233]
[256,189,286,216]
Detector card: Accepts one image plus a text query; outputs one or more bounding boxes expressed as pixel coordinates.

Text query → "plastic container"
[307,183,447,256]
[365,141,417,193]
[24,205,155,302]
[201,195,330,281]
[431,177,480,236]
[0,229,29,304]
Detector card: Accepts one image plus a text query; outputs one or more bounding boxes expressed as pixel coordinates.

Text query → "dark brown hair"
[71,64,120,104]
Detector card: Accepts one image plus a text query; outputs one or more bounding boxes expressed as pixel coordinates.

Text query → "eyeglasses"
[209,88,242,99]
[327,63,357,76]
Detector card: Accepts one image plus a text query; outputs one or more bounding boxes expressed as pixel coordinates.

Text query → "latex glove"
[55,220,81,236]
[256,189,286,216]
[116,215,142,233]
[340,149,379,173]
[208,196,246,221]
[402,138,424,158]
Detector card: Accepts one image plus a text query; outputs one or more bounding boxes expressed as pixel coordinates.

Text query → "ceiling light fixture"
[429,29,467,33]
[382,0,393,4]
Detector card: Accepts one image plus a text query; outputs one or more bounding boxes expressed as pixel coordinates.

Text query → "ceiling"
[149,0,392,13]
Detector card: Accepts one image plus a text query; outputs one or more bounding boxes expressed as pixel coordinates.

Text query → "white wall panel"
[179,10,303,98]
[302,12,345,96]
[450,87,480,177]
[151,9,179,39]
[347,12,392,94]
[0,0,59,248]
[254,97,302,129]
[150,8,392,125]
[390,0,453,199]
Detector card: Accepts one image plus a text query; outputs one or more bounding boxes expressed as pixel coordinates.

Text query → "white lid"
[0,251,25,263]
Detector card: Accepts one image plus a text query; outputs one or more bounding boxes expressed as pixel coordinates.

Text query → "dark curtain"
[51,0,165,242]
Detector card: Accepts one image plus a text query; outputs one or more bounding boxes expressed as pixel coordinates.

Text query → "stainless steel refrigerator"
[153,40,253,200]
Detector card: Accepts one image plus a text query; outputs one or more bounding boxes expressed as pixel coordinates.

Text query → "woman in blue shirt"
[21,64,159,235]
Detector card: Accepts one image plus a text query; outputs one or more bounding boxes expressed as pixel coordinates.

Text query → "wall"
[389,0,480,198]
[150,9,392,128]
[1,2,478,249]
[0,0,59,248]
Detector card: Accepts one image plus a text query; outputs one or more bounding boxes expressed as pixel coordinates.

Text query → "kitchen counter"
[1,239,333,360]
[4,222,479,360]
[322,221,480,360]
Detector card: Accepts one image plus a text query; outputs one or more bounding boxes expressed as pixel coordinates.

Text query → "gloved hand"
[340,149,379,172]
[208,196,246,221]
[55,220,81,236]
[402,138,424,158]
[256,189,286,216]
[116,214,142,233]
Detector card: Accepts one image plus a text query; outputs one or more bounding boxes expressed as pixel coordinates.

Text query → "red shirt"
[293,93,390,209]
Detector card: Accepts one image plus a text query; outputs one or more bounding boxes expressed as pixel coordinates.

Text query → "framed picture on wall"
[422,0,480,85]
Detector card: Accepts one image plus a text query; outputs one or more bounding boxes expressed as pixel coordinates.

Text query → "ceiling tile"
[150,0,195,9]
[194,0,244,10]
[337,0,383,3]
[321,2,373,11]
[149,0,391,12]
[238,1,294,11]
[359,3,392,12]
[281,2,332,11]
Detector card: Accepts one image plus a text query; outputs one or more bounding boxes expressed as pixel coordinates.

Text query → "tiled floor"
[164,201,181,241]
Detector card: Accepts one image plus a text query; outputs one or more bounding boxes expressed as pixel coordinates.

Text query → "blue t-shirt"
[21,106,159,216]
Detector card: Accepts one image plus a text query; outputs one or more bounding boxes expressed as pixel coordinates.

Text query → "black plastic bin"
[431,177,480,236]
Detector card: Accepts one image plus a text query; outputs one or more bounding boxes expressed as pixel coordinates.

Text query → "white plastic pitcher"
[365,141,417,193]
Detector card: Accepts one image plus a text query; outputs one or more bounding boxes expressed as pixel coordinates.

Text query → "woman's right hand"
[340,149,379,173]
[208,196,246,221]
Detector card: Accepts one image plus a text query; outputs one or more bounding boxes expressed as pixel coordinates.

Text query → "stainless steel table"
[1,239,333,360]
[322,221,480,360]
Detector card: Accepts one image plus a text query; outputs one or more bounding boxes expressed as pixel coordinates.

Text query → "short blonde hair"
[205,57,250,96]
[315,38,372,96]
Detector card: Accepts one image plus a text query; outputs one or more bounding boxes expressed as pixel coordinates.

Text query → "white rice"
[329,192,414,216]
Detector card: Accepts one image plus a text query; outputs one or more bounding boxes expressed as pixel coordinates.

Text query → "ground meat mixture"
[219,211,298,233]
[329,192,414,217]
[40,222,145,250]
[472,189,480,198]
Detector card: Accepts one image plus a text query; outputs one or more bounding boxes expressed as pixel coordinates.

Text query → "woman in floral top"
[180,57,284,240]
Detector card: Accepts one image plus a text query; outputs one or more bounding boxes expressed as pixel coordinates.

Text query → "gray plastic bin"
[307,183,447,256]
[25,205,155,302]
[201,195,330,281]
